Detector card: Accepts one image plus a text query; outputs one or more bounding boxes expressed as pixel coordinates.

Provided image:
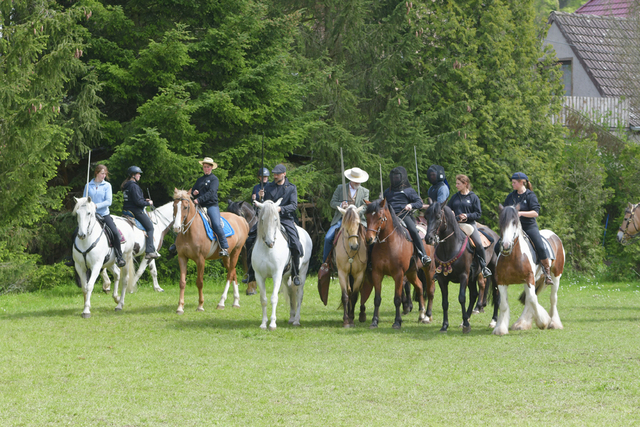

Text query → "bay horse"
[253,199,313,330]
[494,204,565,336]
[172,189,249,314]
[334,205,368,327]
[227,200,258,295]
[362,199,432,329]
[617,202,640,245]
[424,202,495,333]
[72,197,135,318]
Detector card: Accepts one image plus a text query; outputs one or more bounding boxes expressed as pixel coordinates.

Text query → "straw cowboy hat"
[344,167,369,183]
[198,157,218,169]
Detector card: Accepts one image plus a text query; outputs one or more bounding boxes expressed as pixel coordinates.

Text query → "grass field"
[1,273,640,426]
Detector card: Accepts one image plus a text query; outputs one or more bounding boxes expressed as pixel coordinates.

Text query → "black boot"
[479,257,492,277]
[541,258,553,285]
[419,251,431,266]
[291,253,301,286]
[115,251,126,268]
[219,247,229,257]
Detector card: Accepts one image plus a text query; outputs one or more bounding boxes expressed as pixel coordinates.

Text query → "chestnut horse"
[334,205,368,327]
[494,204,565,336]
[617,202,640,245]
[227,200,258,295]
[361,199,433,329]
[172,189,249,314]
[424,202,498,333]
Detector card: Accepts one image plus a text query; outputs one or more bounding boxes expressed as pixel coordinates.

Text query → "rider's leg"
[241,224,258,283]
[104,215,126,267]
[322,220,341,264]
[470,226,491,277]
[404,215,431,265]
[136,212,158,259]
[207,205,229,256]
[524,224,552,284]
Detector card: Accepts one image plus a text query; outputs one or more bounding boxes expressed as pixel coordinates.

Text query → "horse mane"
[173,189,191,200]
[343,205,359,226]
[365,198,404,232]
[499,205,521,234]
[72,197,94,215]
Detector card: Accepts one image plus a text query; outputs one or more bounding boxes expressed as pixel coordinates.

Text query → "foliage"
[0,242,72,294]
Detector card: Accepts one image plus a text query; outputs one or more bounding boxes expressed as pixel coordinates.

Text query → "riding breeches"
[206,205,229,249]
[468,224,487,262]
[522,223,548,261]
[133,210,155,254]
[403,215,426,255]
[103,214,122,254]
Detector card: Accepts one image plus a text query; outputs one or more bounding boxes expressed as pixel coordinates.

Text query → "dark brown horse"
[172,189,250,314]
[227,200,257,295]
[360,199,433,329]
[493,204,564,335]
[424,201,498,333]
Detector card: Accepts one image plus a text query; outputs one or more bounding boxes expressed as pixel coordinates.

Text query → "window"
[560,60,572,96]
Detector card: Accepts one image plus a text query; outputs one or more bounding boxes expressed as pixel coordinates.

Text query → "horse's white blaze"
[253,200,312,330]
[173,201,183,233]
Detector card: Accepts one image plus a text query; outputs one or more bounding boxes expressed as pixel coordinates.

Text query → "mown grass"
[1,273,639,426]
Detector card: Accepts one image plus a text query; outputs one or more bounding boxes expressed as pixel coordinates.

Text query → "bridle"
[500,221,520,256]
[73,206,105,266]
[174,198,197,234]
[341,223,365,275]
[619,204,640,244]
[366,208,396,244]
[429,208,454,245]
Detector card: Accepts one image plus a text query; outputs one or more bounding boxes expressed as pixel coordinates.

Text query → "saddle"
[122,210,148,236]
[96,214,126,246]
[196,207,235,242]
[521,231,556,265]
[458,223,491,249]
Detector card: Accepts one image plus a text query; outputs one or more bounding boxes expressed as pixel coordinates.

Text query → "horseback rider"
[384,166,431,265]
[321,167,370,266]
[121,166,159,260]
[447,174,492,277]
[85,165,126,268]
[243,164,304,286]
[503,172,553,284]
[426,164,450,205]
[191,157,229,257]
[252,167,270,202]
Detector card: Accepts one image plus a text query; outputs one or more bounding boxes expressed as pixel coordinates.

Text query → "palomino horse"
[334,205,368,327]
[617,202,640,245]
[362,199,433,329]
[99,201,175,294]
[494,204,565,336]
[253,199,313,330]
[172,189,249,314]
[72,197,135,318]
[424,202,498,333]
[227,200,257,295]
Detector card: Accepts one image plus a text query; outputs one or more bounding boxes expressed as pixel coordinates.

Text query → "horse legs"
[107,265,120,304]
[101,268,111,293]
[80,263,103,319]
[493,285,510,335]
[288,280,303,327]
[523,282,552,330]
[148,260,164,292]
[473,275,486,314]
[489,278,499,329]
[401,278,413,315]
[370,271,383,329]
[176,256,188,314]
[269,275,284,330]
[406,268,428,324]
[217,249,241,309]
[548,273,563,330]
[338,270,351,327]
[359,272,373,323]
[132,258,150,292]
[195,256,206,312]
[256,272,269,330]
[438,277,450,332]
[115,260,133,312]
[457,275,472,334]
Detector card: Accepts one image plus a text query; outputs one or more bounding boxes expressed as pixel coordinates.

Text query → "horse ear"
[274,198,283,207]
[380,198,386,207]
[515,203,521,211]
[338,206,346,215]
[428,197,433,205]
[629,202,634,210]
[364,200,371,205]
[254,201,264,209]
[356,205,365,214]
[74,197,79,203]
[87,196,92,204]
[498,204,504,213]
[228,199,233,205]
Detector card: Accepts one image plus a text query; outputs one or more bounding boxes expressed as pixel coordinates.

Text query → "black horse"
[424,201,498,333]
[227,200,257,295]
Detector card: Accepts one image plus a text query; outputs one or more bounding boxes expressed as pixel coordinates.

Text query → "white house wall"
[545,23,601,97]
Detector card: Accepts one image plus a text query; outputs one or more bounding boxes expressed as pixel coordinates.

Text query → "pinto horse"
[362,199,432,329]
[334,205,368,327]
[617,202,640,245]
[493,204,565,336]
[227,200,258,295]
[424,202,497,333]
[172,189,249,314]
[253,199,313,330]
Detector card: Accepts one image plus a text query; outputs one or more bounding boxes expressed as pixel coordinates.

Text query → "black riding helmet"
[258,167,270,177]
[427,165,445,185]
[127,166,143,176]
[389,166,410,191]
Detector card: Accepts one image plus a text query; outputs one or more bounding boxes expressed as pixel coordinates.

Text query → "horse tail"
[488,275,498,307]
[517,278,544,305]
[125,256,137,293]
[415,268,428,302]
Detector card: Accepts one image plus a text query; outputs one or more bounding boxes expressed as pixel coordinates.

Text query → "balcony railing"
[552,96,629,128]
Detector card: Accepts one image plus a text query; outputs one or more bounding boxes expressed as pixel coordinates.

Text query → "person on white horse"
[191,157,230,257]
[243,164,304,286]
[85,164,127,268]
[502,171,553,285]
[447,174,492,277]
[121,166,159,260]
[321,167,370,268]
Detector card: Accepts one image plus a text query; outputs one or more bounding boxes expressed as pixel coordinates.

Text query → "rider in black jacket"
[121,166,158,259]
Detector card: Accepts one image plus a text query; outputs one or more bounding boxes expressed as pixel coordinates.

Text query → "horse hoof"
[472,309,480,315]
[196,307,205,312]
[489,320,497,328]
[102,288,110,293]
[246,291,256,296]
[216,305,224,310]
[420,317,431,325]
[343,322,352,328]
[260,325,267,330]
[392,323,401,330]
[81,313,91,319]
[232,304,240,309]
[155,288,164,293]
[115,307,122,312]
[176,309,184,315]
[359,313,367,323]
[369,324,378,329]
[291,322,301,327]
[439,327,448,333]
[268,325,277,331]
[462,325,471,334]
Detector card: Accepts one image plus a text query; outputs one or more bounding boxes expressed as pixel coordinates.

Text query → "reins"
[175,198,197,234]
[432,208,469,276]
[340,224,366,276]
[366,208,397,244]
[73,213,105,267]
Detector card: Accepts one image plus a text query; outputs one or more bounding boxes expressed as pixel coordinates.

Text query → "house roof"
[548,12,638,99]
[575,0,634,17]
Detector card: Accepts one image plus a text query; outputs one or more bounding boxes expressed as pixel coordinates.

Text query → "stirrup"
[420,254,431,265]
[293,275,301,286]
[145,252,160,260]
[219,248,229,257]
[116,257,126,268]
[482,266,492,277]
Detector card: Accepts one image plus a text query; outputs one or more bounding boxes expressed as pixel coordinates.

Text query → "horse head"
[498,204,521,255]
[73,196,96,240]
[228,200,256,227]
[172,188,193,233]
[617,202,639,245]
[338,205,365,251]
[255,198,282,248]
[364,199,391,245]
[424,202,445,246]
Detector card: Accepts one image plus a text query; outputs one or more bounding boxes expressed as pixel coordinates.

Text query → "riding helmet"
[258,167,270,177]
[127,166,143,176]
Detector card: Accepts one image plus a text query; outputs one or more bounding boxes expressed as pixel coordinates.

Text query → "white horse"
[99,202,175,294]
[494,204,565,336]
[253,199,313,330]
[72,197,135,318]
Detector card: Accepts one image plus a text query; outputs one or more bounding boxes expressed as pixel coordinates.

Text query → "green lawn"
[1,274,639,426]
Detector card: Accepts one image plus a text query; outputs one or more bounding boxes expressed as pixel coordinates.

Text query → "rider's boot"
[478,256,492,277]
[541,258,553,285]
[219,247,229,257]
[291,253,301,286]
[115,247,126,268]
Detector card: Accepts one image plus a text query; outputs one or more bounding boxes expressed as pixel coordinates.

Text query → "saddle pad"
[198,211,235,241]
[522,232,555,264]
[122,211,146,231]
[459,223,491,248]
[416,224,427,241]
